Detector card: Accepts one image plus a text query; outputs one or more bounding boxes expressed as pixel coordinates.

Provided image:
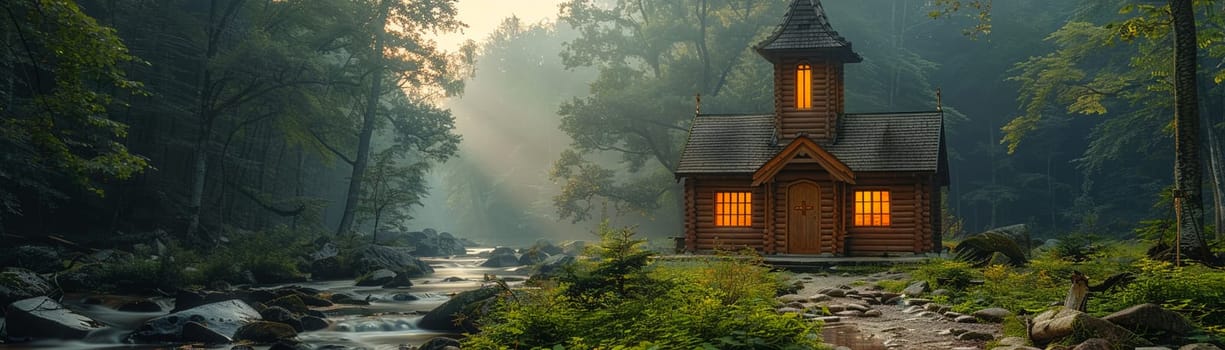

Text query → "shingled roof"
[675,112,944,175]
[675,114,777,174]
[755,0,862,63]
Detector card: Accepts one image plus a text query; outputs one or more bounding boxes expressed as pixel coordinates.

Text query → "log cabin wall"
[774,58,844,143]
[842,173,936,255]
[770,164,839,254]
[690,176,767,251]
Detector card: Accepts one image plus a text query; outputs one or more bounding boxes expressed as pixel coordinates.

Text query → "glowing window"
[715,192,752,227]
[796,63,812,109]
[854,191,891,227]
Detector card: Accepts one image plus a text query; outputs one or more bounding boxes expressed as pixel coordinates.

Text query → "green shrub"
[1052,233,1104,262]
[1098,259,1225,337]
[462,223,824,350]
[913,259,978,290]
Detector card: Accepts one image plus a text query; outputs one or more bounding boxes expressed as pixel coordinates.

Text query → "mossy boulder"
[354,269,396,287]
[419,287,501,332]
[350,245,433,277]
[1031,307,1152,348]
[265,295,308,314]
[234,321,298,343]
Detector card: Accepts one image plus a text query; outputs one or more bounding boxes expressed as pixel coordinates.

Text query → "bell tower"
[755,0,861,144]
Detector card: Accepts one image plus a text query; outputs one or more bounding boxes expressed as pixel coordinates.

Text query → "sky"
[434,0,566,50]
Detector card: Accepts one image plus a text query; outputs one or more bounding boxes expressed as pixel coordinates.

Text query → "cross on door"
[793,200,815,216]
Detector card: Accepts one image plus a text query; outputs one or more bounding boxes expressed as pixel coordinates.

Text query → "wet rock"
[1073,338,1114,350]
[296,294,332,307]
[328,293,369,306]
[392,293,420,301]
[442,276,466,282]
[972,307,1012,323]
[234,321,297,343]
[0,267,56,306]
[481,247,522,268]
[419,287,500,332]
[130,299,261,343]
[1031,307,1151,347]
[955,330,994,341]
[355,269,396,287]
[382,272,414,289]
[902,280,929,296]
[1102,303,1194,335]
[300,316,328,331]
[514,250,547,267]
[265,295,308,314]
[182,321,231,344]
[309,256,350,280]
[863,309,883,317]
[400,229,467,257]
[4,296,105,340]
[351,245,434,277]
[259,306,301,331]
[420,336,463,350]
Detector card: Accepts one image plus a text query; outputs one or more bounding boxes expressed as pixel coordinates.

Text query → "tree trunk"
[1064,271,1089,312]
[1206,94,1225,241]
[1171,0,1212,263]
[336,0,389,235]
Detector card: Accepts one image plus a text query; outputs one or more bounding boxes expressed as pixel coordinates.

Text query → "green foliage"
[462,224,823,350]
[1052,233,1105,262]
[913,259,978,290]
[1098,259,1225,337]
[0,0,149,219]
[197,226,311,285]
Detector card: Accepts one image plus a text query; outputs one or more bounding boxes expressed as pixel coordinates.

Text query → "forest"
[1,0,1224,349]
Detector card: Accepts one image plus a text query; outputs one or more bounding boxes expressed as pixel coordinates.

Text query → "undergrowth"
[462,222,825,350]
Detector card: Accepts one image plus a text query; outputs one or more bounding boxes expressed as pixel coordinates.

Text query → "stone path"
[777,271,1006,350]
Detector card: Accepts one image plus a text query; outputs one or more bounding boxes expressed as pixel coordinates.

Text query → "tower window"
[796,63,812,109]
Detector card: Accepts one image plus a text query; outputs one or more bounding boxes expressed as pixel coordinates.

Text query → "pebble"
[954,315,978,323]
[863,309,883,317]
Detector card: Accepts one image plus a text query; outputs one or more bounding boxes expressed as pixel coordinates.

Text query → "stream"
[0,248,530,350]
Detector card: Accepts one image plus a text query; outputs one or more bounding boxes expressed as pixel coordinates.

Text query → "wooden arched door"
[787,182,821,254]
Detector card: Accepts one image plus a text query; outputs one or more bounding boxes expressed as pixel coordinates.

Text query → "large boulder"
[528,240,564,256]
[419,287,501,332]
[0,245,63,273]
[518,250,549,266]
[972,307,1012,323]
[354,269,397,287]
[351,245,434,277]
[481,247,521,267]
[233,321,297,343]
[1102,303,1195,335]
[1030,307,1152,347]
[4,296,106,340]
[0,267,56,306]
[407,230,467,257]
[129,299,261,343]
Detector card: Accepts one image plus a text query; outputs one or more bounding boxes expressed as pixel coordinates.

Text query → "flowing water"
[0,248,531,350]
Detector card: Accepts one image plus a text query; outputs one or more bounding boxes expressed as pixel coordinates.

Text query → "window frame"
[853,190,891,227]
[795,62,812,109]
[714,191,753,227]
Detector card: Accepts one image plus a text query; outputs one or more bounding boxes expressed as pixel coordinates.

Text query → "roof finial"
[695,93,702,115]
[936,88,943,111]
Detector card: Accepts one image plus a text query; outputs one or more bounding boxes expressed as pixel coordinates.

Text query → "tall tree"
[1170,0,1211,262]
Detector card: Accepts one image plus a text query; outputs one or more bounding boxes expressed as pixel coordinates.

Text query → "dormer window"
[796,63,812,109]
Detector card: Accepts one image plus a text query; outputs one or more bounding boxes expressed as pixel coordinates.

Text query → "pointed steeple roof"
[755,0,862,63]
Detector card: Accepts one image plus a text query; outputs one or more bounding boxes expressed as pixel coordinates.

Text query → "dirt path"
[780,271,1004,350]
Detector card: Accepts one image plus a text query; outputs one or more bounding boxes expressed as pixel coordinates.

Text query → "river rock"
[420,336,463,350]
[1031,307,1151,347]
[130,299,261,342]
[1102,303,1194,335]
[355,269,396,287]
[518,250,550,265]
[382,271,414,288]
[301,316,328,331]
[4,296,105,340]
[972,307,1012,322]
[351,245,434,277]
[259,306,301,331]
[902,280,929,296]
[233,321,297,343]
[533,254,576,280]
[0,267,56,306]
[182,321,231,344]
[403,229,467,257]
[419,287,500,332]
[481,247,521,267]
